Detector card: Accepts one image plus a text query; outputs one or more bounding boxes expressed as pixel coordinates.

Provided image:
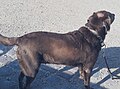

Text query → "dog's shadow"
[0,44,13,56]
[0,62,108,89]
[0,47,120,89]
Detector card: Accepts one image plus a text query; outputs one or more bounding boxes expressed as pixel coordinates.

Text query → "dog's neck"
[84,22,107,47]
[85,22,107,35]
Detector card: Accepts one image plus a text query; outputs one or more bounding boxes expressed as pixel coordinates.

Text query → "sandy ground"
[0,0,120,89]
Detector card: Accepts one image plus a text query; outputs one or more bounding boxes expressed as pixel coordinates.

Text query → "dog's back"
[15,31,88,65]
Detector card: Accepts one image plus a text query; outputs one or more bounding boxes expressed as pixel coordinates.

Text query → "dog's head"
[85,10,115,40]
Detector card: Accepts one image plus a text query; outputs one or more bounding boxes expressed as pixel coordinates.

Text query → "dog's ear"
[87,12,96,22]
[93,12,96,15]
[91,14,103,26]
[86,13,103,29]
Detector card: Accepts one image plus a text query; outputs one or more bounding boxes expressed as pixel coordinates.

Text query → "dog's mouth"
[105,13,115,25]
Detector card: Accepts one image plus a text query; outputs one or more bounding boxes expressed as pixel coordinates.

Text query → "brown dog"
[0,10,115,89]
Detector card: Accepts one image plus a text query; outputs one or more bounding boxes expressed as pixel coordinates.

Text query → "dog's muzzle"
[109,13,115,24]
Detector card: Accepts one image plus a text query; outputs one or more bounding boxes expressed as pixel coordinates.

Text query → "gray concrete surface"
[0,0,120,89]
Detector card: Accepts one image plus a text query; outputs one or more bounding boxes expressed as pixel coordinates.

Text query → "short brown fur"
[0,10,115,89]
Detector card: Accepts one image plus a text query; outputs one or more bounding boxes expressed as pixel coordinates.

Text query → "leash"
[84,24,120,79]
[102,44,120,79]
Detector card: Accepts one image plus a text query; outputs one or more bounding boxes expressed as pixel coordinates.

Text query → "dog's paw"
[79,75,84,80]
[85,86,94,89]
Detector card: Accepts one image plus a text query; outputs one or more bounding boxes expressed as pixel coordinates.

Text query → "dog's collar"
[84,24,107,47]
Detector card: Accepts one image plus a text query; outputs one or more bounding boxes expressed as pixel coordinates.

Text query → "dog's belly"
[43,47,81,65]
[43,54,80,65]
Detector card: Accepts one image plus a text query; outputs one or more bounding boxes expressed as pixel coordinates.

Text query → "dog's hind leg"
[19,71,25,89]
[16,47,41,89]
[23,53,42,89]
[25,76,35,89]
[17,49,26,89]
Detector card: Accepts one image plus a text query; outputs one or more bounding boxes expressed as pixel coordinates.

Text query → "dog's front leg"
[78,64,84,79]
[83,68,92,89]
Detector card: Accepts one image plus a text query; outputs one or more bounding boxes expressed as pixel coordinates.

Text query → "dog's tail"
[0,34,18,46]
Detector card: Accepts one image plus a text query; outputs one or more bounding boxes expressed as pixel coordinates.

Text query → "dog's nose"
[112,14,115,17]
[110,13,115,24]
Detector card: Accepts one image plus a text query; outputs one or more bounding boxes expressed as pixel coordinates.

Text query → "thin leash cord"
[102,44,120,79]
[102,44,114,79]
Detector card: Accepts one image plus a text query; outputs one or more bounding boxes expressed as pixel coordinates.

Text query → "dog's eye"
[87,20,89,22]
